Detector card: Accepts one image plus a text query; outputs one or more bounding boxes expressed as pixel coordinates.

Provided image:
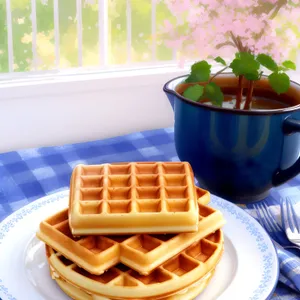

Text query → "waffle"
[37,197,225,276]
[46,229,223,299]
[52,269,215,300]
[68,162,202,235]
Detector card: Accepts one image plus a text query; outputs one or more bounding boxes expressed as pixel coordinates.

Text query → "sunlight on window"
[0,0,299,73]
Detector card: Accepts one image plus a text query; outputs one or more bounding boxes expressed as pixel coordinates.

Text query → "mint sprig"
[182,51,296,109]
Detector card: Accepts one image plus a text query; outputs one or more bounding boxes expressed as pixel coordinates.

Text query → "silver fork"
[253,201,300,251]
[281,196,300,247]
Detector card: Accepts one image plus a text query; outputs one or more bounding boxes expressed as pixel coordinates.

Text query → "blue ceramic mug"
[163,73,300,203]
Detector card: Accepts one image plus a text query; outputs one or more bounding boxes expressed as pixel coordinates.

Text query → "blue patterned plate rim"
[211,195,279,300]
[0,190,279,300]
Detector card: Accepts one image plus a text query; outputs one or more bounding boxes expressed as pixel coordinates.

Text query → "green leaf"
[185,74,200,83]
[240,52,255,60]
[282,60,296,71]
[235,52,241,59]
[229,52,260,80]
[190,60,212,82]
[278,66,289,72]
[268,72,290,94]
[203,82,224,107]
[214,56,227,66]
[244,71,260,81]
[256,54,278,72]
[183,84,204,102]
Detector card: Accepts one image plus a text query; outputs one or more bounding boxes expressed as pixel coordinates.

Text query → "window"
[2,1,299,77]
[0,0,177,75]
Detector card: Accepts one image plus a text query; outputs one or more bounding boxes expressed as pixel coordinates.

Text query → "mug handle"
[272,118,300,186]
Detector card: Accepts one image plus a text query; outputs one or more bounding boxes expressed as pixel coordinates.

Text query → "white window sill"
[0,65,299,154]
[0,65,188,153]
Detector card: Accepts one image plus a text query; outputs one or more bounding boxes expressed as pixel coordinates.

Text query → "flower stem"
[235,75,244,109]
[216,41,236,49]
[244,80,254,110]
[230,32,241,52]
[236,36,244,52]
[270,3,285,19]
[209,66,228,83]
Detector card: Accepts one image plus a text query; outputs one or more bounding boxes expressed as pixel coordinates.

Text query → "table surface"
[0,127,299,300]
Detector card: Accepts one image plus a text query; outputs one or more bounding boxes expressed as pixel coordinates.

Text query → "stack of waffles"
[37,162,226,300]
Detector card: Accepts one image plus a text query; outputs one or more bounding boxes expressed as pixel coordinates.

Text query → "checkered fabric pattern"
[0,127,299,300]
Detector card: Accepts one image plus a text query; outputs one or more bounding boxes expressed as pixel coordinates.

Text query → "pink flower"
[158,0,300,64]
[163,20,174,32]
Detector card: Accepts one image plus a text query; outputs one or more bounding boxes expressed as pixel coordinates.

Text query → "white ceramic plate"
[0,190,279,300]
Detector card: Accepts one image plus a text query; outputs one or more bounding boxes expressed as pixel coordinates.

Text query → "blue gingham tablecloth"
[0,127,299,300]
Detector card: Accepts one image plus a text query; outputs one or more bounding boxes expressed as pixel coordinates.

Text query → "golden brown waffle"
[46,229,223,299]
[37,198,225,276]
[52,268,215,300]
[68,162,201,235]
